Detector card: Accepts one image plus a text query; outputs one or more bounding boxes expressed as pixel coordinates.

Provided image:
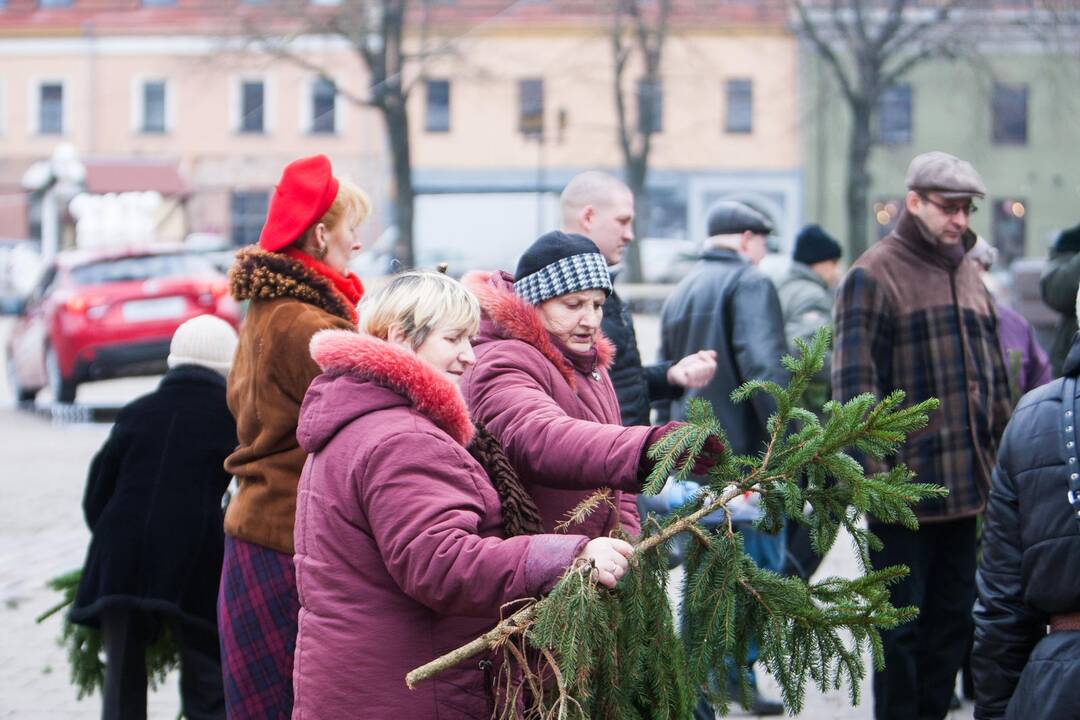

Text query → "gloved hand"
[689,434,726,476]
[641,422,726,480]
[665,479,702,512]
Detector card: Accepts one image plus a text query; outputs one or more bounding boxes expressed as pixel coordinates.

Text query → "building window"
[873,198,904,240]
[876,84,911,145]
[239,80,265,134]
[141,80,167,133]
[39,83,64,134]
[992,83,1027,145]
[638,79,662,134]
[725,78,753,134]
[141,0,177,6]
[993,198,1027,267]
[311,76,336,134]
[518,78,544,137]
[39,0,73,7]
[230,191,269,246]
[425,79,450,133]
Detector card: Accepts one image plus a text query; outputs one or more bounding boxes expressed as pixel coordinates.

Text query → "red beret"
[258,154,340,252]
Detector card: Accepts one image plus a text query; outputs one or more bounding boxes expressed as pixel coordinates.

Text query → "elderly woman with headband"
[462,231,724,541]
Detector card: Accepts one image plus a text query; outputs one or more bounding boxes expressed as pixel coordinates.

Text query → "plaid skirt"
[218,536,299,720]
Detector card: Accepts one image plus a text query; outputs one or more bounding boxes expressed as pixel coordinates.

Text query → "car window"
[69,254,216,286]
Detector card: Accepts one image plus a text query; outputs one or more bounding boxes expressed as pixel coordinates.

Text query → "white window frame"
[231,75,273,135]
[301,74,340,135]
[31,77,68,135]
[129,76,174,134]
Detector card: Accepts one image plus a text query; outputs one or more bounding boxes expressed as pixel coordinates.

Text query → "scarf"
[282,247,365,323]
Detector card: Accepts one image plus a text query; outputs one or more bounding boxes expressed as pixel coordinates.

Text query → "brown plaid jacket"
[832,211,1012,522]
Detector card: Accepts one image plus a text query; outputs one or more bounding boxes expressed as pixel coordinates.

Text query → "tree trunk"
[624,156,647,282]
[846,100,874,259]
[383,98,415,268]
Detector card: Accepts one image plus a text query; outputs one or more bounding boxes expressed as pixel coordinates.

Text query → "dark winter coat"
[292,330,587,719]
[461,271,654,539]
[655,248,790,456]
[971,338,1080,719]
[223,246,356,554]
[832,211,1012,522]
[1039,248,1080,377]
[602,286,680,426]
[70,365,237,634]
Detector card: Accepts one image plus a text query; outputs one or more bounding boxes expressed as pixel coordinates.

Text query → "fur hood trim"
[229,246,356,325]
[462,270,614,390]
[309,329,474,446]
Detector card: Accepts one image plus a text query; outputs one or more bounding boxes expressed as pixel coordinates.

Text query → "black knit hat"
[513,231,613,305]
[1054,223,1080,254]
[793,224,842,265]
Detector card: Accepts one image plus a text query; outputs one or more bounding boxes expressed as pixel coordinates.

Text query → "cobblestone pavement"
[0,317,976,718]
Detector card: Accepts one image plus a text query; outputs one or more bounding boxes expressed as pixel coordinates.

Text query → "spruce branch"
[407,327,946,718]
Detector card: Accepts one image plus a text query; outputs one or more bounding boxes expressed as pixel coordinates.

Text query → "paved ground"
[0,317,976,718]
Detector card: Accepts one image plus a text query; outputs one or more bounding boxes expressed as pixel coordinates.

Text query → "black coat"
[602,287,680,427]
[971,339,1080,719]
[70,365,237,633]
[656,250,789,455]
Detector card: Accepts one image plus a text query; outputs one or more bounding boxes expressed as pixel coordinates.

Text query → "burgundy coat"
[461,271,653,539]
[292,330,588,720]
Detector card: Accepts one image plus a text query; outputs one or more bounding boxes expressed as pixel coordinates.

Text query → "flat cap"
[706,200,774,237]
[905,151,986,199]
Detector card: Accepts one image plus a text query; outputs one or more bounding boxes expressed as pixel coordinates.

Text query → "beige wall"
[409,27,799,172]
[0,36,387,241]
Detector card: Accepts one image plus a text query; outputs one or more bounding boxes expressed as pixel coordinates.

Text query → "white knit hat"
[167,314,239,377]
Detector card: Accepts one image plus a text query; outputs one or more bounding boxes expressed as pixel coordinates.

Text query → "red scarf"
[282,247,364,324]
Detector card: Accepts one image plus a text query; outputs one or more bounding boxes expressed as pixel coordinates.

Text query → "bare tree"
[236,0,429,266]
[612,0,671,282]
[788,0,973,257]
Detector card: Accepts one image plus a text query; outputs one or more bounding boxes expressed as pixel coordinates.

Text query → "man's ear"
[580,205,595,232]
[905,190,921,214]
[739,230,754,252]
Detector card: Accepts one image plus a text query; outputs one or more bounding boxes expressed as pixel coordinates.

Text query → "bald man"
[560,171,716,427]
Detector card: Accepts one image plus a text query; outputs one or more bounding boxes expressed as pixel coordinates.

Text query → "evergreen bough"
[407,327,946,719]
[36,568,180,701]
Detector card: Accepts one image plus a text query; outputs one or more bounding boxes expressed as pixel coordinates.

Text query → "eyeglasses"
[918,194,978,217]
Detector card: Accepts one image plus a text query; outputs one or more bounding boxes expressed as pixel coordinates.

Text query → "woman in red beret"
[218,154,369,719]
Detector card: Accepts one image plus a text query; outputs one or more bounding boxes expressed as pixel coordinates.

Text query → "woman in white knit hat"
[69,314,239,720]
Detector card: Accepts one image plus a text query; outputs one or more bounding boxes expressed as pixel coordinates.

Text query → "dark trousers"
[870,517,977,720]
[101,608,225,720]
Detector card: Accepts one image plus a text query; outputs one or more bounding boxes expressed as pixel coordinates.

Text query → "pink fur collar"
[462,270,614,390]
[309,329,475,446]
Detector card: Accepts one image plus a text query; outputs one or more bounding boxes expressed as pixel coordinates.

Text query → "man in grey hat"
[657,199,789,718]
[832,151,1012,720]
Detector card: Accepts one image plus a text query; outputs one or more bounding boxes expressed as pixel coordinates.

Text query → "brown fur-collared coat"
[223,247,357,554]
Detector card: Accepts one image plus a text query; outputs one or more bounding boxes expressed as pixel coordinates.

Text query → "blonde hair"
[320,178,370,230]
[361,271,480,349]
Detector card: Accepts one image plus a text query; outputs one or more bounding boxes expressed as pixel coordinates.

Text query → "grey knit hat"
[512,231,612,305]
[167,314,239,377]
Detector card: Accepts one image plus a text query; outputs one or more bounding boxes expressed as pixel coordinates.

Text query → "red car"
[5,247,240,404]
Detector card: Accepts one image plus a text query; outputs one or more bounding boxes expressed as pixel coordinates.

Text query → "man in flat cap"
[657,199,789,718]
[832,151,1012,720]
